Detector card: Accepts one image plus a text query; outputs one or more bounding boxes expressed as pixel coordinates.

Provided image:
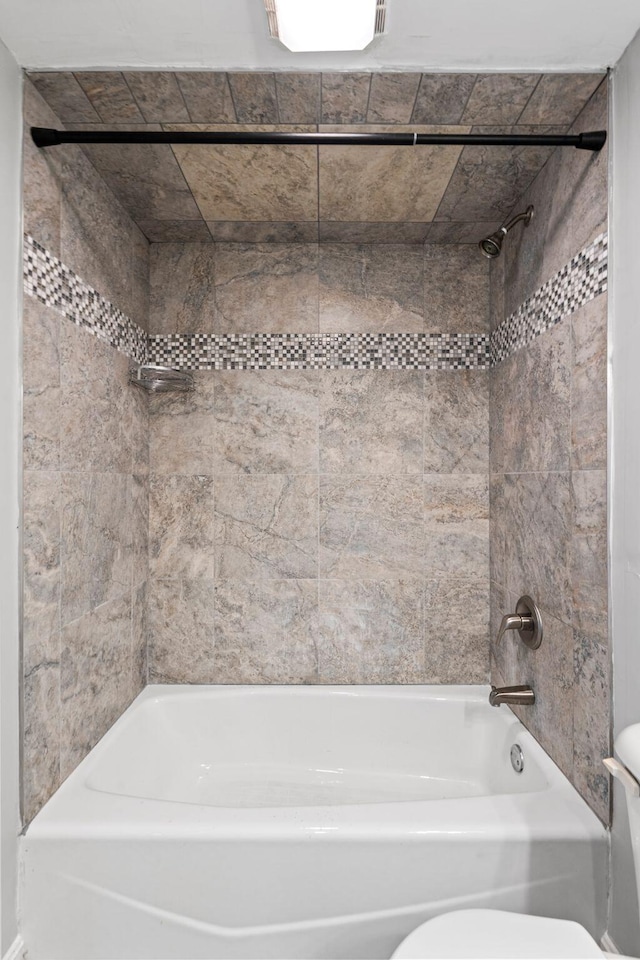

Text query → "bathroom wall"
[489,79,610,822]
[22,79,150,823]
[146,242,492,684]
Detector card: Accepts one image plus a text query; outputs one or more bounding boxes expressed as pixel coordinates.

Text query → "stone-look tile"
[572,471,608,645]
[213,371,319,475]
[319,244,423,333]
[424,474,489,580]
[131,225,150,331]
[132,581,148,693]
[367,74,421,123]
[207,221,319,243]
[490,320,571,474]
[23,655,61,825]
[321,73,371,123]
[172,124,318,223]
[489,251,505,331]
[519,74,604,125]
[59,323,131,474]
[149,475,215,580]
[174,73,237,122]
[128,359,150,477]
[75,72,144,122]
[60,472,133,625]
[489,473,507,589]
[319,222,431,244]
[60,594,134,778]
[502,471,573,626]
[215,475,318,579]
[424,371,489,474]
[228,73,278,123]
[318,579,424,683]
[147,578,216,683]
[319,477,424,579]
[461,75,539,125]
[573,633,611,823]
[28,72,100,122]
[214,579,318,683]
[214,243,319,334]
[426,222,502,244]
[435,128,561,224]
[319,371,423,474]
[123,72,190,123]
[572,294,607,470]
[23,80,62,256]
[149,243,216,335]
[319,125,465,224]
[424,579,490,682]
[411,75,477,124]
[131,475,150,586]
[75,134,202,224]
[275,74,321,123]
[149,373,216,475]
[136,219,213,243]
[503,84,607,315]
[23,472,61,656]
[23,297,60,471]
[488,579,514,683]
[423,245,490,335]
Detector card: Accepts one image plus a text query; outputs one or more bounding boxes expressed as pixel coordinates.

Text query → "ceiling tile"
[319,125,467,223]
[462,74,540,125]
[319,222,431,243]
[411,74,477,124]
[207,221,319,242]
[28,72,99,122]
[170,125,318,222]
[136,219,212,242]
[321,74,372,123]
[519,74,604,125]
[227,73,279,123]
[174,73,236,122]
[366,73,421,123]
[275,74,321,123]
[123,72,190,123]
[74,72,144,122]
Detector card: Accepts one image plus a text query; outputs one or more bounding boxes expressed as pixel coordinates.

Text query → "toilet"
[391,723,640,959]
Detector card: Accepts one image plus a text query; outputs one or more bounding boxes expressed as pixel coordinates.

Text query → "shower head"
[479,205,534,259]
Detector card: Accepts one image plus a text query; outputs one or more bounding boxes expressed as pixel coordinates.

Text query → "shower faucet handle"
[495,596,543,650]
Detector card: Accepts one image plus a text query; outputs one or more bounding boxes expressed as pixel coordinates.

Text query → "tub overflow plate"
[510,743,525,774]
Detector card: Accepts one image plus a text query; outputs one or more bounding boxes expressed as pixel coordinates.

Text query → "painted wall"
[146,243,491,684]
[489,80,610,824]
[0,35,22,960]
[22,79,150,823]
[609,26,640,955]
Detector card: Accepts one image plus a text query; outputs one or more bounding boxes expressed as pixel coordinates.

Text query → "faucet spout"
[489,684,535,707]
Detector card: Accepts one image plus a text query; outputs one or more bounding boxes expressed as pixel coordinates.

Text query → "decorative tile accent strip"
[490,232,608,366]
[147,332,491,371]
[23,235,147,364]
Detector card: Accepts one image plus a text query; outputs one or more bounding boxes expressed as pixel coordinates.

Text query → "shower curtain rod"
[30,126,607,152]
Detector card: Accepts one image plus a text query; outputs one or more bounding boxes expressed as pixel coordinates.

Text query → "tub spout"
[489,684,535,707]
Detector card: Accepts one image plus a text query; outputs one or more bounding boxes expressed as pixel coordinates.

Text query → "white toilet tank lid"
[616,723,640,782]
[390,909,603,959]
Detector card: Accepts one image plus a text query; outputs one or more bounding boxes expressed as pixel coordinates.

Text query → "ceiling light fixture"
[264,0,386,52]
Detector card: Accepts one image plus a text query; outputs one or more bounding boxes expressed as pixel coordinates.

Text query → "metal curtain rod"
[30,126,607,152]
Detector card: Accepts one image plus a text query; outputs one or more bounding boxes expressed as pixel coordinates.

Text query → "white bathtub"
[20,685,607,960]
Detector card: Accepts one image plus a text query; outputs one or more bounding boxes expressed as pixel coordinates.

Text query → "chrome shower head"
[479,205,534,259]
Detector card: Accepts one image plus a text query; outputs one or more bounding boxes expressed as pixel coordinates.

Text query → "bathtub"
[20,684,607,960]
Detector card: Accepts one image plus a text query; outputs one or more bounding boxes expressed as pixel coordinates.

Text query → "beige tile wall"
[147,246,491,686]
[22,79,150,823]
[489,80,610,823]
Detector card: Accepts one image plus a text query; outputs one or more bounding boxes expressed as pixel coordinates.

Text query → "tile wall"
[489,80,610,823]
[146,243,492,684]
[22,78,150,823]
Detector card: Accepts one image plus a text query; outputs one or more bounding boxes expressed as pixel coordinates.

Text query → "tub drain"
[510,743,525,774]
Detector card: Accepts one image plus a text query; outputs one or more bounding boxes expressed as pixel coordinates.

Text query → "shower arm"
[30,127,607,151]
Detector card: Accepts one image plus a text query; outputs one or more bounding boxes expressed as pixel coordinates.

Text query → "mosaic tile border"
[147,332,490,371]
[23,235,147,364]
[23,231,607,372]
[490,232,608,365]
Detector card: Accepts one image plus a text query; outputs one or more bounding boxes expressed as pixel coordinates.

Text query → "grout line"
[513,74,543,126]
